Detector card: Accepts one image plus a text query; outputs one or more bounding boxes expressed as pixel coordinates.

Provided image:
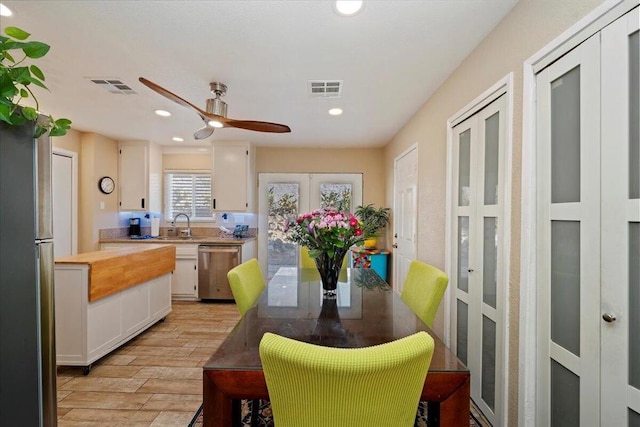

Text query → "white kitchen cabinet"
[118,140,162,212]
[212,142,254,212]
[54,264,171,373]
[101,242,199,300]
[172,245,199,300]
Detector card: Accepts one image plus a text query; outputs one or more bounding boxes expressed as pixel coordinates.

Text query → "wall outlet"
[99,201,105,210]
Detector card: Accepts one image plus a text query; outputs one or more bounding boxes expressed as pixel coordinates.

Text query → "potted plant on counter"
[355,204,391,250]
[1,26,71,137]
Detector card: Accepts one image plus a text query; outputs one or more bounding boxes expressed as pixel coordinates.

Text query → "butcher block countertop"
[55,244,176,302]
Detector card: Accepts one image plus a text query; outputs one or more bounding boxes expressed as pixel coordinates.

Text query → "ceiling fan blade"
[193,125,215,140]
[140,77,291,134]
[139,77,209,121]
[222,119,291,133]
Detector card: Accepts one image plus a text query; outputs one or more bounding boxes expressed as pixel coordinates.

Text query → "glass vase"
[314,249,348,296]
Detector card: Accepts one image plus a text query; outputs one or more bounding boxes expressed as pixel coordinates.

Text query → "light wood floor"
[56,301,240,426]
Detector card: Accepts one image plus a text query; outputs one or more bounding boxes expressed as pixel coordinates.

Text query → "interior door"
[535,8,640,424]
[600,8,640,425]
[52,151,75,257]
[450,94,507,425]
[392,146,418,293]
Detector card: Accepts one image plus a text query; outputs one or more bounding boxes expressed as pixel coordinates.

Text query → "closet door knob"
[602,313,616,323]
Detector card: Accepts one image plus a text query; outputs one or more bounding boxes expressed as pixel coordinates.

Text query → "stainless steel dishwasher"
[198,245,241,300]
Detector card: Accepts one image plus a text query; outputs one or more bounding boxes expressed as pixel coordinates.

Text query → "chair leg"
[250,398,260,426]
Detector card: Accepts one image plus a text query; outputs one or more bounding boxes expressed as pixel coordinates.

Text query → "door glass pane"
[483,217,498,308]
[458,216,469,292]
[268,183,299,279]
[456,300,468,365]
[551,359,580,427]
[630,409,640,427]
[551,66,581,203]
[482,315,496,411]
[630,30,639,199]
[551,221,581,356]
[320,183,352,212]
[458,129,471,206]
[630,222,640,388]
[484,111,500,205]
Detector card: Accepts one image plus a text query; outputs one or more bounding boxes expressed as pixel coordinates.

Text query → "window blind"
[164,171,213,221]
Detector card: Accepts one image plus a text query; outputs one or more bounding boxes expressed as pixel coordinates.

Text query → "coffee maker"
[129,217,141,237]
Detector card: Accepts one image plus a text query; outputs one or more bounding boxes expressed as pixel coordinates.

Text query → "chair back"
[301,246,349,283]
[259,331,434,427]
[400,260,449,328]
[227,258,265,316]
[300,246,317,269]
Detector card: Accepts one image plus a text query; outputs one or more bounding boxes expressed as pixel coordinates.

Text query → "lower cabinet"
[173,245,198,300]
[101,243,199,300]
[54,264,171,371]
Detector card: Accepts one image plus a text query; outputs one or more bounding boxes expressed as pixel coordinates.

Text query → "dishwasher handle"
[198,245,240,253]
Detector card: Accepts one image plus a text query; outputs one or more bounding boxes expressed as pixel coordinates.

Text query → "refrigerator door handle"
[36,131,53,240]
[37,241,57,426]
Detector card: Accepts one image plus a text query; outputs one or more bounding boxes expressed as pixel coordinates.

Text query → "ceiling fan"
[138,77,291,140]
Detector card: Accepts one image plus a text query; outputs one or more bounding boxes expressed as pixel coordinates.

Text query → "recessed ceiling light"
[334,1,364,16]
[328,108,343,116]
[208,120,224,128]
[0,3,13,17]
[171,137,184,142]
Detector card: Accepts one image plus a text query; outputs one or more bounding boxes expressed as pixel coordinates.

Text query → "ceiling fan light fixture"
[334,1,364,16]
[328,108,343,116]
[0,3,13,16]
[154,109,171,117]
[207,120,224,128]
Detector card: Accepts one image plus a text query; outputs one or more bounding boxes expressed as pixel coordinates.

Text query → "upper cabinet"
[212,142,254,212]
[118,140,162,212]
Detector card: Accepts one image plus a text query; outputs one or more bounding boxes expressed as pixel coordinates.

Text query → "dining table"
[202,267,470,426]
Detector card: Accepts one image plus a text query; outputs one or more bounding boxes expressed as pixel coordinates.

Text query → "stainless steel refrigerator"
[0,120,58,426]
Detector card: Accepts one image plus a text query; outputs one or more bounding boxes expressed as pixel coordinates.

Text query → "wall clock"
[98,176,115,194]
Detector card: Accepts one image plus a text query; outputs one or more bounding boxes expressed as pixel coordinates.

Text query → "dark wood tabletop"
[203,268,470,426]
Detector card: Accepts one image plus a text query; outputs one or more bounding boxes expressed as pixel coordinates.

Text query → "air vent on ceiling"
[308,80,343,97]
[88,78,136,95]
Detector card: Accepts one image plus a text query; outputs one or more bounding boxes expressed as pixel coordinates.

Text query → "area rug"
[188,399,492,426]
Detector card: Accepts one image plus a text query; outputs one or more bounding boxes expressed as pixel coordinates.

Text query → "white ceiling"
[2,0,518,148]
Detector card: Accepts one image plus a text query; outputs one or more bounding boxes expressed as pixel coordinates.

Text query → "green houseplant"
[1,26,71,137]
[355,204,391,249]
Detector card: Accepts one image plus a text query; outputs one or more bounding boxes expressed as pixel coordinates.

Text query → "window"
[164,170,213,221]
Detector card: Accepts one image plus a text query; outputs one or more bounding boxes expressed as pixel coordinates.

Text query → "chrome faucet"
[172,213,191,237]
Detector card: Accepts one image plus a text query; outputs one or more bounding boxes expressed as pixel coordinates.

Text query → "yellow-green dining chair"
[227,258,265,316]
[226,258,266,426]
[259,331,435,427]
[400,260,449,328]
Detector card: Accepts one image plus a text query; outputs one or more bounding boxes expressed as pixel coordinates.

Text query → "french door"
[450,94,507,425]
[258,173,362,280]
[535,8,639,425]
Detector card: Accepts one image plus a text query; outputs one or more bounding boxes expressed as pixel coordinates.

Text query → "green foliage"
[1,26,71,137]
[355,204,391,237]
